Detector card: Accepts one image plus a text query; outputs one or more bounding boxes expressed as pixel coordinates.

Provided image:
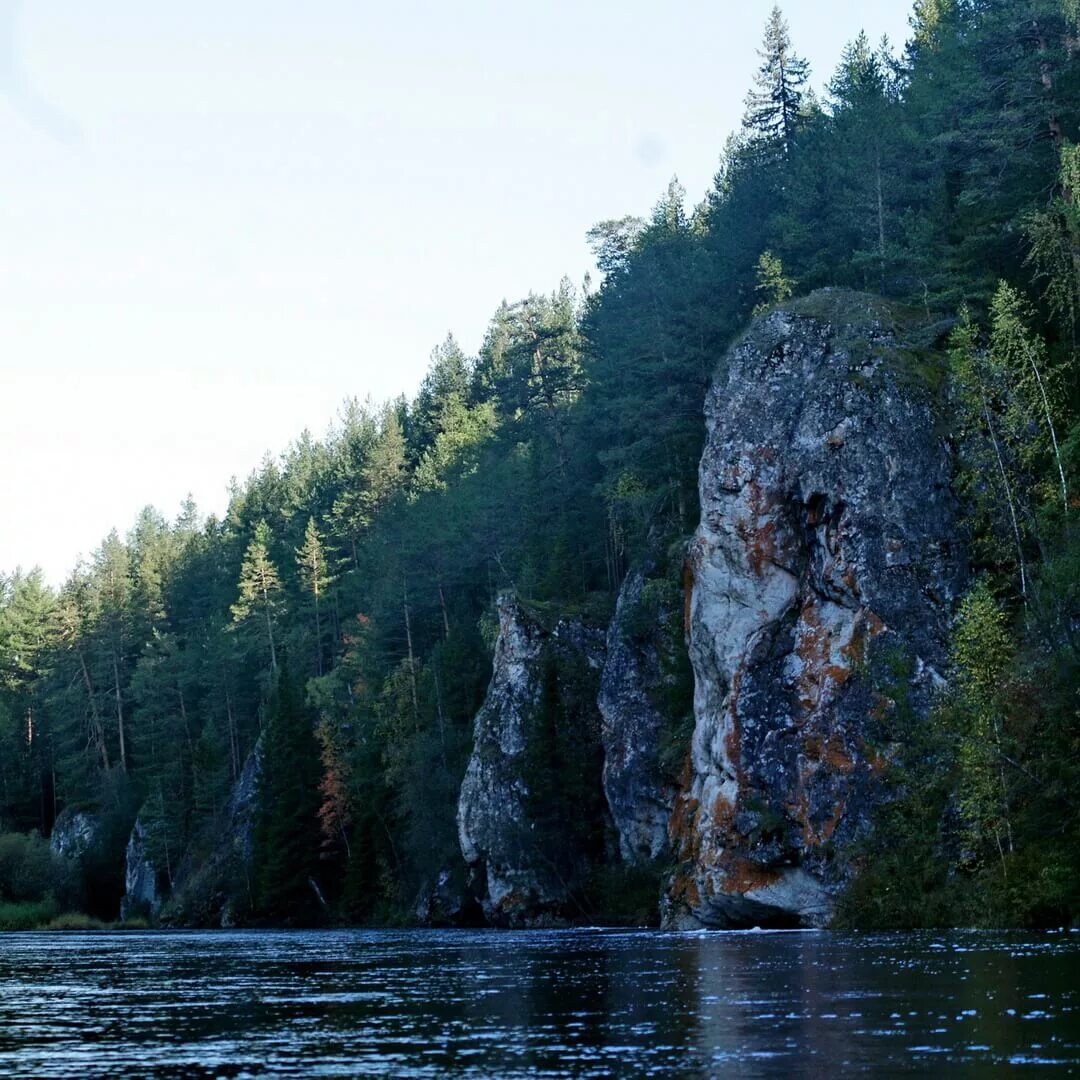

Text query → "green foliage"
[1,0,1078,929]
[0,832,75,906]
[231,520,283,674]
[0,898,59,931]
[254,665,324,923]
[949,581,1015,870]
[1025,142,1080,331]
[753,250,795,314]
[743,6,811,154]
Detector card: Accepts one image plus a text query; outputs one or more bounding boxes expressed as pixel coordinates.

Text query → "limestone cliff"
[158,748,260,926]
[49,809,100,864]
[119,818,160,921]
[599,566,683,865]
[457,594,605,926]
[666,292,964,928]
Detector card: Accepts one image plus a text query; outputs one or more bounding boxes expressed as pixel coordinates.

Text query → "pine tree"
[91,532,133,772]
[950,581,1015,872]
[1026,142,1080,332]
[0,570,57,830]
[909,0,956,52]
[192,716,231,820]
[295,517,330,676]
[826,33,904,291]
[743,6,810,155]
[753,250,794,314]
[948,312,1031,599]
[254,664,323,922]
[988,283,1069,515]
[231,520,283,674]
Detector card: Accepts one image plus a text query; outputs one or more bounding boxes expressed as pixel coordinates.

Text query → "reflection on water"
[0,928,1077,1076]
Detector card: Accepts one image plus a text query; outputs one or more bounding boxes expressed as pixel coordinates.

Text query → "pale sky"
[0,0,914,585]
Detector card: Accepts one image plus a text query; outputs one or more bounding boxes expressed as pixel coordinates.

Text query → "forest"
[1,0,1078,930]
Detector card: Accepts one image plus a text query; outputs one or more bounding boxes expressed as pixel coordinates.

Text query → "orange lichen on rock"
[823,736,855,773]
[842,568,862,598]
[668,793,702,861]
[741,479,780,576]
[717,853,782,894]
[712,793,736,839]
[793,602,831,711]
[668,870,702,910]
[746,519,778,577]
[496,888,529,914]
[840,608,886,668]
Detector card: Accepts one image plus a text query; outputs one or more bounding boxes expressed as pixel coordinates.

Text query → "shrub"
[0,898,59,931]
[0,832,76,906]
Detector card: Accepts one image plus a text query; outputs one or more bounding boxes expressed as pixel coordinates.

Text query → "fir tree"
[231,520,283,674]
[254,663,323,922]
[295,517,330,676]
[743,6,810,155]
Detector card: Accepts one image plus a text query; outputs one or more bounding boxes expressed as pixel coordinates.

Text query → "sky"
[0,0,915,585]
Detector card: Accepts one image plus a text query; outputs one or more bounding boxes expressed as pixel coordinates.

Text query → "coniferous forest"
[2,0,1079,930]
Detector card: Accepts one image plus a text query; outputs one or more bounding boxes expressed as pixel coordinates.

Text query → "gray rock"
[599,567,679,864]
[414,865,482,927]
[457,594,605,926]
[161,747,261,927]
[120,817,160,921]
[665,292,965,929]
[49,809,100,863]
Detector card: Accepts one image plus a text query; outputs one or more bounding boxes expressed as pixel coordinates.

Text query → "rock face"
[49,809,100,863]
[120,818,160,921]
[666,293,964,928]
[599,567,680,864]
[413,865,483,927]
[457,594,605,926]
[162,748,260,927]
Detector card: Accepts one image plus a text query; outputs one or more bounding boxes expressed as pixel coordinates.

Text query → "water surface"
[0,928,1077,1076]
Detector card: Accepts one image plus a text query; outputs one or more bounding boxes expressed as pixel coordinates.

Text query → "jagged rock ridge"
[457,594,605,926]
[599,567,681,865]
[665,292,965,928]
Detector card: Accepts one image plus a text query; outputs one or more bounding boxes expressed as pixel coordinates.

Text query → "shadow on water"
[0,928,1077,1076]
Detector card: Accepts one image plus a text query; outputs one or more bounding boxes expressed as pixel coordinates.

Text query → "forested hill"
[2,1,1079,931]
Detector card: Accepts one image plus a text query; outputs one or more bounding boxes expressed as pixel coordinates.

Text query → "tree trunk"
[1025,343,1069,512]
[77,649,109,771]
[262,583,278,672]
[403,578,419,727]
[438,583,450,638]
[982,397,1029,601]
[112,651,127,772]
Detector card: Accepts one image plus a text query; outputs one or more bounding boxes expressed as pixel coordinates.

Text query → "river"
[0,928,1077,1076]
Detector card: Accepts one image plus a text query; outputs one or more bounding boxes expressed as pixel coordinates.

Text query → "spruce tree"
[254,663,323,922]
[743,6,810,155]
[295,517,330,676]
[231,520,283,674]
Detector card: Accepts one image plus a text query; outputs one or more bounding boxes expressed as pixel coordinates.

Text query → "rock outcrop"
[49,809,100,863]
[413,865,483,927]
[599,567,682,864]
[666,292,964,928]
[120,817,160,921]
[457,594,605,926]
[160,749,260,926]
